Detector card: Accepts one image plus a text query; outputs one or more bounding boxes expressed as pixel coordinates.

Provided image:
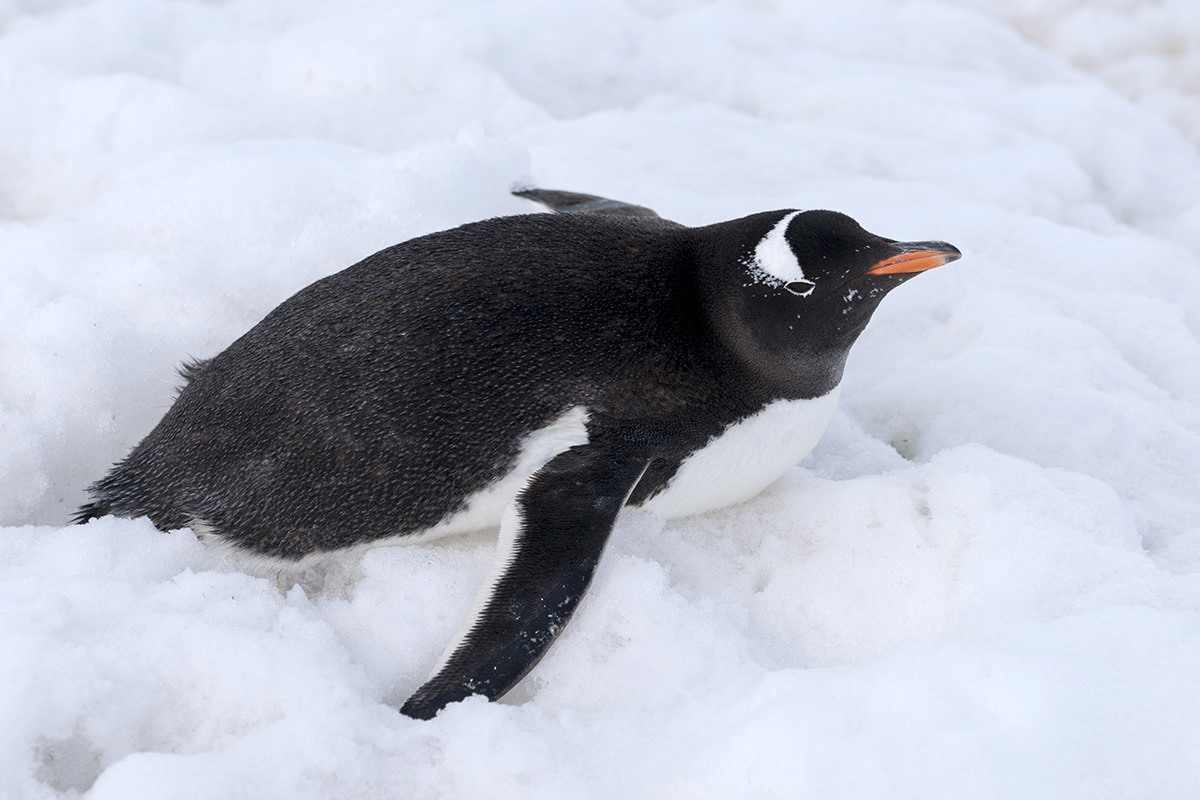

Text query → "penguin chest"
[637,385,842,519]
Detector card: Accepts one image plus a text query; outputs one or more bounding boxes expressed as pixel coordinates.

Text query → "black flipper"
[400,439,651,720]
[513,187,663,219]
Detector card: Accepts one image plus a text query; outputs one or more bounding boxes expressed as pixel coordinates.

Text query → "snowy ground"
[3,0,1200,797]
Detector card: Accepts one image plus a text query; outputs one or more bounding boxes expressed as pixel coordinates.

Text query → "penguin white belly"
[407,405,591,542]
[638,384,841,519]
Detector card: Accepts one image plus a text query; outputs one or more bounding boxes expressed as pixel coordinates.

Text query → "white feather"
[412,406,590,542]
[747,211,811,294]
[638,384,841,519]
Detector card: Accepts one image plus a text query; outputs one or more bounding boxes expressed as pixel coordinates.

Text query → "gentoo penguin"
[77,188,961,719]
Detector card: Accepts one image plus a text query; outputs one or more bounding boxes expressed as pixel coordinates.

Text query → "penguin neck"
[709,299,862,400]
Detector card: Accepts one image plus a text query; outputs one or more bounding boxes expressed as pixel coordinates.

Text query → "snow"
[2,0,1199,797]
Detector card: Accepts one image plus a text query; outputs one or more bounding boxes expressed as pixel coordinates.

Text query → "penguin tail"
[73,464,145,526]
[73,465,191,531]
[72,498,111,525]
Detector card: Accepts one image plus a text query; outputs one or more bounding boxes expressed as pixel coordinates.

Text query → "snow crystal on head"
[745,211,813,296]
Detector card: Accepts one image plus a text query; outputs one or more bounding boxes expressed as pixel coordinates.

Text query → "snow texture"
[2,0,1199,798]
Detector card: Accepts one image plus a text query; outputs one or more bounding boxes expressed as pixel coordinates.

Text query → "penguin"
[76,188,961,719]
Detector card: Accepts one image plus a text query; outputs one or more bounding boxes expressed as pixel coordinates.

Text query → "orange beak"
[866,241,962,276]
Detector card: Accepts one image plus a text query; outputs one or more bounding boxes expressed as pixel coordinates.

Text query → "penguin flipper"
[400,440,650,720]
[513,187,664,219]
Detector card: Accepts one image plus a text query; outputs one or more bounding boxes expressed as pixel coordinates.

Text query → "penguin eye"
[785,280,816,296]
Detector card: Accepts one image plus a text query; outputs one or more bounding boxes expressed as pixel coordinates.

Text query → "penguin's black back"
[82,212,779,557]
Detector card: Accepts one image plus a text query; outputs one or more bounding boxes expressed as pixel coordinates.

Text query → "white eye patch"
[746,211,814,297]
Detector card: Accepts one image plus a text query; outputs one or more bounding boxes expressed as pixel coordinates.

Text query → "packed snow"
[3,0,1199,797]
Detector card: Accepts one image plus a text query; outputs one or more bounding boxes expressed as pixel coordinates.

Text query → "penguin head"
[747,209,960,305]
[702,209,961,391]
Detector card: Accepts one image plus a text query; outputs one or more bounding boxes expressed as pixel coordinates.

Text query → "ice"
[2,0,1199,797]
